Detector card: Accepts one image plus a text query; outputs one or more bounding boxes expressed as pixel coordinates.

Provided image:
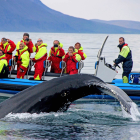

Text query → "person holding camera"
[14,42,29,79]
[16,33,36,55]
[30,38,47,80]
[63,46,81,75]
[0,50,9,78]
[48,40,65,73]
[1,38,16,70]
[74,42,87,60]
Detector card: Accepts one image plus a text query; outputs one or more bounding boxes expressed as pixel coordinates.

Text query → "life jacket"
[121,44,129,51]
[3,42,12,55]
[0,54,8,76]
[64,52,78,74]
[21,40,26,44]
[16,49,28,65]
[36,44,46,53]
[33,43,47,62]
[75,47,87,60]
[0,56,7,60]
[121,44,132,63]
[50,47,62,58]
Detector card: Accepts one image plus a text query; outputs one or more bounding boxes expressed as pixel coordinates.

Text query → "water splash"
[3,112,69,122]
[121,102,140,121]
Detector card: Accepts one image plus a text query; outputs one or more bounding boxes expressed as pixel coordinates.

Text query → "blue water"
[1,100,140,140]
[0,33,140,139]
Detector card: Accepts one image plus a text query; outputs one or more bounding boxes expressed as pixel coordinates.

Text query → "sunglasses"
[37,40,42,42]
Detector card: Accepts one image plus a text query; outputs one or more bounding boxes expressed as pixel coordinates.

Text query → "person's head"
[68,46,75,53]
[37,38,43,46]
[19,42,25,50]
[35,43,37,47]
[75,42,81,50]
[53,40,59,46]
[1,38,7,44]
[23,33,29,41]
[0,50,4,56]
[119,37,125,45]
[24,38,30,45]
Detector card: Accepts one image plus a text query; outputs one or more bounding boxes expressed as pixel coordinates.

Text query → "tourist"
[74,42,87,60]
[14,42,30,79]
[31,38,47,80]
[0,38,16,70]
[48,40,65,73]
[16,33,36,54]
[63,46,81,75]
[0,50,9,78]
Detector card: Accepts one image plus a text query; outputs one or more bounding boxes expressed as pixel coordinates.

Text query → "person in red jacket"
[31,38,47,80]
[1,38,16,70]
[48,40,65,73]
[74,42,87,60]
[63,46,81,75]
[16,33,35,54]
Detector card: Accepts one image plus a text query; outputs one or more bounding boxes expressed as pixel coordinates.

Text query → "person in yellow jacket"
[14,42,30,79]
[74,42,87,60]
[0,50,9,78]
[48,40,65,73]
[63,46,81,74]
[31,38,47,80]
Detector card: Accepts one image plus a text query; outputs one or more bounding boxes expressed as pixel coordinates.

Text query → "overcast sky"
[41,0,140,21]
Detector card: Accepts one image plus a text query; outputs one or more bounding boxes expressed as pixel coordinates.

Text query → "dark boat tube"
[0,74,133,119]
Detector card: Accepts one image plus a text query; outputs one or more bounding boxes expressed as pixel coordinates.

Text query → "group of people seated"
[0,33,87,80]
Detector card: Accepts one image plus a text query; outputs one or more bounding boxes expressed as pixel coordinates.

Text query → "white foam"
[4,112,70,121]
[122,102,140,121]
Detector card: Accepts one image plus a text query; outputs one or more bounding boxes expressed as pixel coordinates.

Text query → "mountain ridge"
[91,19,140,30]
[0,0,140,33]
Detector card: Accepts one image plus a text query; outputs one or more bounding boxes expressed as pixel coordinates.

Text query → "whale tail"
[0,74,134,118]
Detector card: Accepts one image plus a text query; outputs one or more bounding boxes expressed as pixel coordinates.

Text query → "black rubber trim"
[0,83,30,91]
[123,89,140,96]
[9,70,68,77]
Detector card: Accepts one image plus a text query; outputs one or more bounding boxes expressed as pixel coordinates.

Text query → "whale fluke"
[0,74,133,119]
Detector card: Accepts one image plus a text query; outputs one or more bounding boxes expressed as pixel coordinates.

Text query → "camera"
[54,44,58,47]
[25,38,29,42]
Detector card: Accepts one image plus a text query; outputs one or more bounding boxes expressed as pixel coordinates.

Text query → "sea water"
[0,32,140,139]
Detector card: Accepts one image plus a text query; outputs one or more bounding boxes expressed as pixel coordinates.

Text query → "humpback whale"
[0,74,133,119]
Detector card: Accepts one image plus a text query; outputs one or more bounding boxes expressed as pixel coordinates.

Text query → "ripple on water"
[0,101,139,139]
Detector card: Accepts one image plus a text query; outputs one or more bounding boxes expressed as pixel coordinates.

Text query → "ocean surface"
[0,32,140,139]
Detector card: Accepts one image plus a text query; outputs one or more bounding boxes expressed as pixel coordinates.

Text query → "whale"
[0,74,133,119]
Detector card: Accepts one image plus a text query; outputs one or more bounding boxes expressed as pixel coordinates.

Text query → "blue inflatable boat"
[1,36,140,100]
[1,69,140,100]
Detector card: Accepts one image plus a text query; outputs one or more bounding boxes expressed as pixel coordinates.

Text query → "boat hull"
[0,78,140,100]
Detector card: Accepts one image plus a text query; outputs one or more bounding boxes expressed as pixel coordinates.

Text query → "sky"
[41,0,140,21]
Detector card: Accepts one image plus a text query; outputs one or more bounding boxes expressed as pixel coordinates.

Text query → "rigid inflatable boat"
[0,36,140,100]
[94,36,140,100]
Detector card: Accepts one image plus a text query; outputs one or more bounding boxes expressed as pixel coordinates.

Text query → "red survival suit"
[48,46,65,73]
[63,52,81,75]
[32,43,47,80]
[0,40,16,70]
